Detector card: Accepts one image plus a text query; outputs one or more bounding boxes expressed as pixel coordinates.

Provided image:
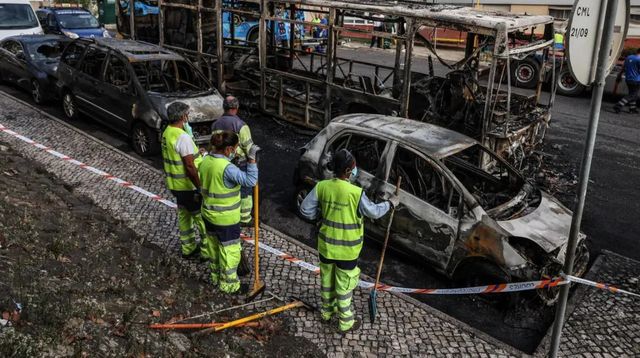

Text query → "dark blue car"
[0,35,69,104]
[36,7,109,39]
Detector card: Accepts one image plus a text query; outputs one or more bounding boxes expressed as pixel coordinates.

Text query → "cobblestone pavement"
[1,93,637,357]
[535,251,640,357]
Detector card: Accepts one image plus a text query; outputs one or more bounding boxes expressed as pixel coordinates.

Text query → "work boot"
[338,318,361,335]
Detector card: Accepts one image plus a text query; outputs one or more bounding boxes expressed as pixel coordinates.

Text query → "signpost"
[549,0,629,357]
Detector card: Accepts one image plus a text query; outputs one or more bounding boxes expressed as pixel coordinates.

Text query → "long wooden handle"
[373,176,402,290]
[253,183,261,288]
[213,301,303,332]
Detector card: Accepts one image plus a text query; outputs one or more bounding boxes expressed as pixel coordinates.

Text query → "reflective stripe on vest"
[161,126,198,191]
[316,179,364,261]
[199,156,241,226]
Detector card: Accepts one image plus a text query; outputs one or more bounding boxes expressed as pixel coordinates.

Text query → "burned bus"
[117,1,559,170]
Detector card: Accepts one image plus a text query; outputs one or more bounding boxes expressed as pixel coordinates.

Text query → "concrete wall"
[510,5,549,15]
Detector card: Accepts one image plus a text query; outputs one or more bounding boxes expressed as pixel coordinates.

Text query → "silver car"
[294,114,589,304]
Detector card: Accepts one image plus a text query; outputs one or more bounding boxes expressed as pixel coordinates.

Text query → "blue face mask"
[183,122,194,138]
[349,166,358,182]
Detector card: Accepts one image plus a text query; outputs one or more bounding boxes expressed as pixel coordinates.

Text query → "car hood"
[496,191,573,253]
[67,28,105,38]
[148,92,224,123]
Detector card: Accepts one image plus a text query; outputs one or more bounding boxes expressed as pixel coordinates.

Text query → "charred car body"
[0,35,69,104]
[56,38,223,155]
[294,114,589,304]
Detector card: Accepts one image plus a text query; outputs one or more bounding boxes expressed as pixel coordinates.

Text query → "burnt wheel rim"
[133,126,149,154]
[295,188,309,210]
[31,81,41,103]
[63,94,74,118]
[558,72,578,92]
[516,64,535,83]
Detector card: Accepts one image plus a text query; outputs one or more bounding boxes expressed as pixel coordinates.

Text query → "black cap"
[331,149,355,175]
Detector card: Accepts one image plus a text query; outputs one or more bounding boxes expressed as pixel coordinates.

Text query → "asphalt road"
[1,47,638,353]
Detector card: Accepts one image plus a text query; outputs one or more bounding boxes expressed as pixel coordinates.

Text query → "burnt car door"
[101,51,136,134]
[377,143,465,270]
[318,130,389,222]
[74,45,109,120]
[0,40,29,87]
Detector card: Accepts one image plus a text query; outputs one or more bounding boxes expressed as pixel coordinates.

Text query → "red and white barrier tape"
[1,122,638,298]
[0,123,177,209]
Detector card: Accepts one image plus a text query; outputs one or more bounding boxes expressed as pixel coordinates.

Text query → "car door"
[101,51,137,134]
[74,45,109,119]
[319,130,390,227]
[376,143,465,270]
[0,40,29,86]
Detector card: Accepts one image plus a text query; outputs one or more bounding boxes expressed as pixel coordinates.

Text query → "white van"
[0,0,43,40]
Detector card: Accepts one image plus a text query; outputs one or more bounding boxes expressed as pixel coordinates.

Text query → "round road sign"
[566,0,629,86]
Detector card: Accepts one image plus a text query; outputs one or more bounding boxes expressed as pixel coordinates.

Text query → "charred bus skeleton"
[118,1,558,170]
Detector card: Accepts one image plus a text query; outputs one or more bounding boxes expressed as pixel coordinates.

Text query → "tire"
[293,185,311,218]
[247,28,259,43]
[31,80,45,105]
[62,91,79,120]
[453,260,511,304]
[131,121,160,156]
[556,68,585,96]
[511,58,540,89]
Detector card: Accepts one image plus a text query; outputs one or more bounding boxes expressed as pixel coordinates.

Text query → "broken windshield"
[443,144,525,213]
[27,41,65,62]
[131,59,211,95]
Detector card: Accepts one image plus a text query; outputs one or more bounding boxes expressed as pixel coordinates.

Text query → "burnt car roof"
[76,38,184,62]
[332,114,478,159]
[2,35,68,43]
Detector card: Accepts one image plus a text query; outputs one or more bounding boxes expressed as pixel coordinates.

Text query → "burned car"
[56,38,223,155]
[0,35,69,104]
[294,114,589,303]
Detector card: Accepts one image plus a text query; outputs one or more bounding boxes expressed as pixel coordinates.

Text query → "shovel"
[368,176,401,324]
[246,183,266,302]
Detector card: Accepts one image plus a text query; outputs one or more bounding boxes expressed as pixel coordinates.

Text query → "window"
[131,59,210,93]
[61,42,86,67]
[56,12,100,29]
[548,7,572,20]
[1,41,23,55]
[104,54,130,89]
[27,40,65,61]
[389,146,462,215]
[0,4,39,30]
[80,46,108,79]
[329,133,386,173]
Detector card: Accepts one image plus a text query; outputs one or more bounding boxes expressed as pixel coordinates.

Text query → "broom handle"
[253,182,261,288]
[372,176,402,291]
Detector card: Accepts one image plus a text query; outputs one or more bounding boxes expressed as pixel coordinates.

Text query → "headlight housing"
[62,31,79,39]
[102,29,111,38]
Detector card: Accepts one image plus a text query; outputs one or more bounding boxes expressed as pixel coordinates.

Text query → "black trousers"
[616,81,640,110]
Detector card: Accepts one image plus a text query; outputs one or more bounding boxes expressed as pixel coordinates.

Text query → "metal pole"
[548,0,619,356]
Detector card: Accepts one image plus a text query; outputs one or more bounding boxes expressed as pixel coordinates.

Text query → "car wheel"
[511,58,540,89]
[454,260,511,304]
[293,185,311,218]
[556,68,585,96]
[62,91,78,120]
[31,80,44,105]
[131,122,160,156]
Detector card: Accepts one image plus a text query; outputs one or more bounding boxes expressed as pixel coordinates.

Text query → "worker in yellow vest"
[199,131,259,293]
[161,102,207,259]
[299,149,399,333]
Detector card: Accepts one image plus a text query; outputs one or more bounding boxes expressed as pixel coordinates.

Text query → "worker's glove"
[248,145,261,161]
[387,194,401,209]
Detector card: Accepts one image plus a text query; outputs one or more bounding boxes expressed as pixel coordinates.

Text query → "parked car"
[36,7,109,39]
[293,114,589,304]
[57,38,224,155]
[0,0,43,41]
[0,35,69,104]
